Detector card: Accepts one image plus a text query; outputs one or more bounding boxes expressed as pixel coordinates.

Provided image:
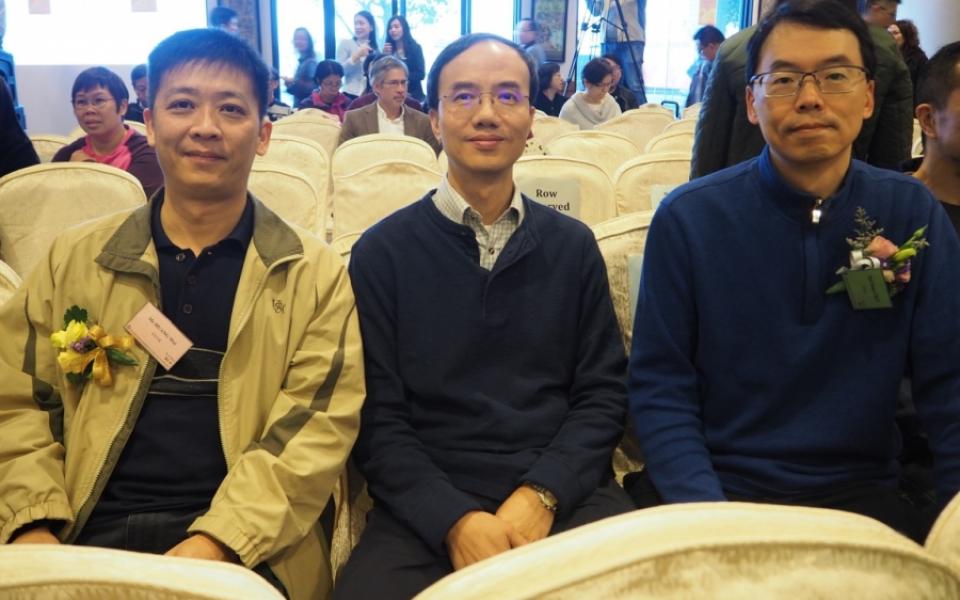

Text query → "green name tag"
[842,269,892,310]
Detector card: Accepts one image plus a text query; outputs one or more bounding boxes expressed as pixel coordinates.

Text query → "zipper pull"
[812,198,824,224]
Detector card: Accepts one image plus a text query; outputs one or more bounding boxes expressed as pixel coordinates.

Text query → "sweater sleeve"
[125,133,163,200]
[348,236,483,553]
[906,197,960,506]
[628,199,726,502]
[521,231,628,513]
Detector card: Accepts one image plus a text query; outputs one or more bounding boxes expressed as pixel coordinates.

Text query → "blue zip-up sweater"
[349,192,627,552]
[630,147,960,504]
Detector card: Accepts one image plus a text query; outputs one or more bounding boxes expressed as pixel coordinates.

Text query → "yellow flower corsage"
[50,305,137,386]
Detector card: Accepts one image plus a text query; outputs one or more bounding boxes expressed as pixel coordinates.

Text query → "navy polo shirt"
[90,195,253,523]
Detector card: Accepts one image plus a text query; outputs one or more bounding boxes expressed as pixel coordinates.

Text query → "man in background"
[516,18,547,66]
[209,6,239,35]
[861,0,900,28]
[590,0,647,103]
[123,63,148,123]
[686,25,725,107]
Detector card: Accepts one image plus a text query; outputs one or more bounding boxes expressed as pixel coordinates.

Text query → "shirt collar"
[434,175,525,227]
[376,100,405,122]
[150,193,255,252]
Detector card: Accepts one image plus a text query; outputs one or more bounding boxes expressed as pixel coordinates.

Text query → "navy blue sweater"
[630,148,960,504]
[349,193,627,552]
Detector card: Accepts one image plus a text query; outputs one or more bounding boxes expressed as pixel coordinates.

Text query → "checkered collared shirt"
[433,176,525,270]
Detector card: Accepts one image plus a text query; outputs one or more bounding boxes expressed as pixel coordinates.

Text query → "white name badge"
[125,303,193,370]
[521,177,581,219]
[650,184,677,211]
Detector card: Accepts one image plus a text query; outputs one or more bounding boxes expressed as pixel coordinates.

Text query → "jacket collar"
[96,190,304,281]
[755,145,856,226]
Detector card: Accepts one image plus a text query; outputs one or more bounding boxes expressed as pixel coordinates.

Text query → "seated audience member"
[888,19,928,107]
[534,62,568,116]
[0,28,364,600]
[283,27,318,107]
[691,0,913,178]
[338,11,378,98]
[516,18,547,66]
[912,42,960,233]
[267,68,292,122]
[346,52,424,112]
[686,25,725,107]
[559,57,621,129]
[53,67,162,198]
[0,76,39,178]
[338,56,440,154]
[334,33,632,600]
[209,6,239,35]
[123,64,148,123]
[299,60,350,122]
[602,54,639,112]
[384,15,426,102]
[630,0,960,544]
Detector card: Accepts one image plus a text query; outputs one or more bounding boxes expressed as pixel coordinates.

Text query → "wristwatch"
[524,482,559,513]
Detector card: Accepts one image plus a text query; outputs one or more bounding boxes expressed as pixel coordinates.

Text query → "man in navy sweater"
[335,34,632,599]
[630,0,960,543]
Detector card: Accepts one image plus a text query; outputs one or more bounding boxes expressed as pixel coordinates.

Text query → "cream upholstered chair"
[912,118,923,157]
[330,459,374,582]
[0,545,284,599]
[613,152,692,215]
[662,118,698,134]
[247,163,326,236]
[0,163,146,276]
[925,490,960,570]
[513,155,616,226]
[0,258,21,307]
[545,130,641,179]
[437,150,448,174]
[415,503,960,600]
[332,134,439,179]
[531,113,579,145]
[595,109,675,154]
[29,134,71,162]
[272,109,342,160]
[644,130,695,155]
[682,102,702,120]
[256,133,330,196]
[330,231,363,261]
[633,102,677,117]
[331,159,440,238]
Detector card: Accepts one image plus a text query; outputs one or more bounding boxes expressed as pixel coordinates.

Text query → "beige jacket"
[0,197,365,600]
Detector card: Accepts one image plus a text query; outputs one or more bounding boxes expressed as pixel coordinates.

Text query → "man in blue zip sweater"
[336,34,633,599]
[630,0,960,543]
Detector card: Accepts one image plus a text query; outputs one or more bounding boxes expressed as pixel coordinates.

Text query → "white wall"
[899,0,959,57]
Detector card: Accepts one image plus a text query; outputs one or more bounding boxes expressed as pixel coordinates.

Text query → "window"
[470,0,515,39]
[403,0,464,79]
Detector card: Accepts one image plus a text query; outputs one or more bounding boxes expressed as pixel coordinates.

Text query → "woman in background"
[383,15,425,102]
[283,27,318,106]
[888,19,928,107]
[337,11,378,98]
[558,58,621,130]
[298,60,350,122]
[534,62,567,117]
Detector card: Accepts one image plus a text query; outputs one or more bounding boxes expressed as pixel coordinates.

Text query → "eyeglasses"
[319,79,342,90]
[382,79,408,88]
[749,65,868,98]
[73,96,115,109]
[441,88,530,113]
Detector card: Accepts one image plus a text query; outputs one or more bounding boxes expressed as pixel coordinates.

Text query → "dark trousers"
[74,509,287,596]
[332,480,634,600]
[624,469,938,544]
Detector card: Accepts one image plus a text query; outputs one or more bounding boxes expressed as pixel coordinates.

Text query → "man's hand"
[165,533,237,563]
[495,486,555,545]
[445,511,526,571]
[11,526,60,545]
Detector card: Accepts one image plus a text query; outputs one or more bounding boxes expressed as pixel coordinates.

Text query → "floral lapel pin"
[50,305,138,386]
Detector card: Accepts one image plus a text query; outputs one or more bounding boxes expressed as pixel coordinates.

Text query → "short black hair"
[747,0,876,83]
[694,25,725,46]
[582,57,612,86]
[537,61,561,86]
[601,53,623,69]
[426,33,538,111]
[917,41,960,110]
[314,60,345,84]
[72,66,128,106]
[130,64,147,83]
[209,6,238,27]
[148,28,270,118]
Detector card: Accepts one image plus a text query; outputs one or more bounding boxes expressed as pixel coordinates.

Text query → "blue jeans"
[602,41,647,104]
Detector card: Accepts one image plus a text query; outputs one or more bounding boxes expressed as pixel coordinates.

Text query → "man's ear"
[429,108,441,142]
[915,103,937,140]
[144,108,155,146]
[862,79,875,121]
[256,117,272,156]
[745,85,759,125]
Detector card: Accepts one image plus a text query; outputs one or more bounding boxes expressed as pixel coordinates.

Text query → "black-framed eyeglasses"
[440,88,530,113]
[749,65,868,98]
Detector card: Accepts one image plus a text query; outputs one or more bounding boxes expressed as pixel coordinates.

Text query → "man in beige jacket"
[0,28,364,600]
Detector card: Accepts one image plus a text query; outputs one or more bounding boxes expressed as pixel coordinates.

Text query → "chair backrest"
[331,160,440,238]
[0,258,21,307]
[633,102,677,118]
[0,545,285,599]
[330,231,363,261]
[531,114,579,145]
[0,163,146,276]
[545,130,641,178]
[415,503,960,600]
[332,134,439,179]
[256,133,330,196]
[613,152,692,215]
[247,162,326,236]
[682,102,702,120]
[513,155,616,226]
[595,109,675,154]
[926,490,960,571]
[437,150,448,174]
[644,130,695,155]
[272,110,342,159]
[662,118,698,134]
[29,134,71,163]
